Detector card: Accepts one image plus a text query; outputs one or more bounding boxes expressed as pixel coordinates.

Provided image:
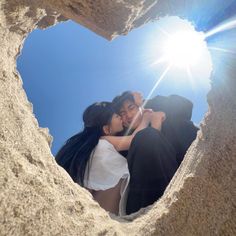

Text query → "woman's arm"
[102,111,152,151]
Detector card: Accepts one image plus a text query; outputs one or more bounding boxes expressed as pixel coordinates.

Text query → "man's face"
[119,99,143,129]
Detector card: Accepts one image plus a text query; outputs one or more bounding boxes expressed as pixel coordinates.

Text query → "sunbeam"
[142,64,172,108]
[205,18,236,39]
[125,64,172,136]
[150,56,168,67]
[208,46,236,55]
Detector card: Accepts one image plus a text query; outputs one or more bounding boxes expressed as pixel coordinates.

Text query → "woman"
[56,100,165,216]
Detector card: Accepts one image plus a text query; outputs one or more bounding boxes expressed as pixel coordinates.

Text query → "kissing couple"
[56,91,198,216]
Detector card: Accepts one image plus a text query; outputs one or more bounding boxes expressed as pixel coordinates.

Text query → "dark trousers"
[126,127,178,214]
[161,119,199,166]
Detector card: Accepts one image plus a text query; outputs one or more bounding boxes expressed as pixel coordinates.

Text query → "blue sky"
[17,16,214,155]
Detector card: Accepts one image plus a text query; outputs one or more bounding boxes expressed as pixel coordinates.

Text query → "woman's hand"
[142,109,153,125]
[150,111,166,130]
[132,92,143,107]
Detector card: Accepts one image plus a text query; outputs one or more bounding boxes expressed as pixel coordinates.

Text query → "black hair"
[55,102,115,186]
[112,91,135,113]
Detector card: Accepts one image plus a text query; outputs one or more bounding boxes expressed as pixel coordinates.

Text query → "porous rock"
[0,0,235,235]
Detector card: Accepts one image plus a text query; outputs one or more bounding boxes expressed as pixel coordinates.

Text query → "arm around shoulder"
[102,110,152,151]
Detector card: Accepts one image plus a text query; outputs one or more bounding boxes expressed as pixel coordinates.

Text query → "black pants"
[161,119,199,166]
[126,127,178,214]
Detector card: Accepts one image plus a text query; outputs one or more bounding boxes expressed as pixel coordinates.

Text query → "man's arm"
[145,94,193,121]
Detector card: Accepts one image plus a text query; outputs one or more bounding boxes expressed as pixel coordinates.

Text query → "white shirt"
[84,139,130,216]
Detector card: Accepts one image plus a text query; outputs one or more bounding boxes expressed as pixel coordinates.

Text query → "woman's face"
[108,113,124,135]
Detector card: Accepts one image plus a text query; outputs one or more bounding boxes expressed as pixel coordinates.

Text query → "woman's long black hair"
[55,102,115,186]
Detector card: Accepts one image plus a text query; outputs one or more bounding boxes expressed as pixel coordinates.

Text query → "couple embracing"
[56,91,198,216]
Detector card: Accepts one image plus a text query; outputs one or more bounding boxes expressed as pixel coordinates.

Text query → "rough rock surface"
[0,0,235,235]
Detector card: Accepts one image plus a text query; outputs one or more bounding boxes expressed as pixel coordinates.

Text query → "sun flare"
[163,31,206,68]
[145,17,213,97]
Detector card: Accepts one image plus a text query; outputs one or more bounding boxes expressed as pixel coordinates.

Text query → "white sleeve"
[84,140,129,191]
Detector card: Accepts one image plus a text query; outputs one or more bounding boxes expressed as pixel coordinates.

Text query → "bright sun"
[144,17,213,100]
[163,31,206,68]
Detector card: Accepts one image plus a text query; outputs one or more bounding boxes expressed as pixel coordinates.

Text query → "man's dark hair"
[112,91,135,113]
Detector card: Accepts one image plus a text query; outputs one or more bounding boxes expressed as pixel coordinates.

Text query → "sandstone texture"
[0,0,235,235]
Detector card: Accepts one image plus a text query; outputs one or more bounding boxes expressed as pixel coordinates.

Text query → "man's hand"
[140,109,152,126]
[132,92,143,107]
[150,111,166,131]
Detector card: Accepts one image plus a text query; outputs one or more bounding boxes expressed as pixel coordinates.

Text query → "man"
[112,91,199,214]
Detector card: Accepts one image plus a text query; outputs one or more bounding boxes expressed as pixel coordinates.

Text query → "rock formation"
[0,0,235,235]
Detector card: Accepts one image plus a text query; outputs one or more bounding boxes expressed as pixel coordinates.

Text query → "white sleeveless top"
[84,139,130,216]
